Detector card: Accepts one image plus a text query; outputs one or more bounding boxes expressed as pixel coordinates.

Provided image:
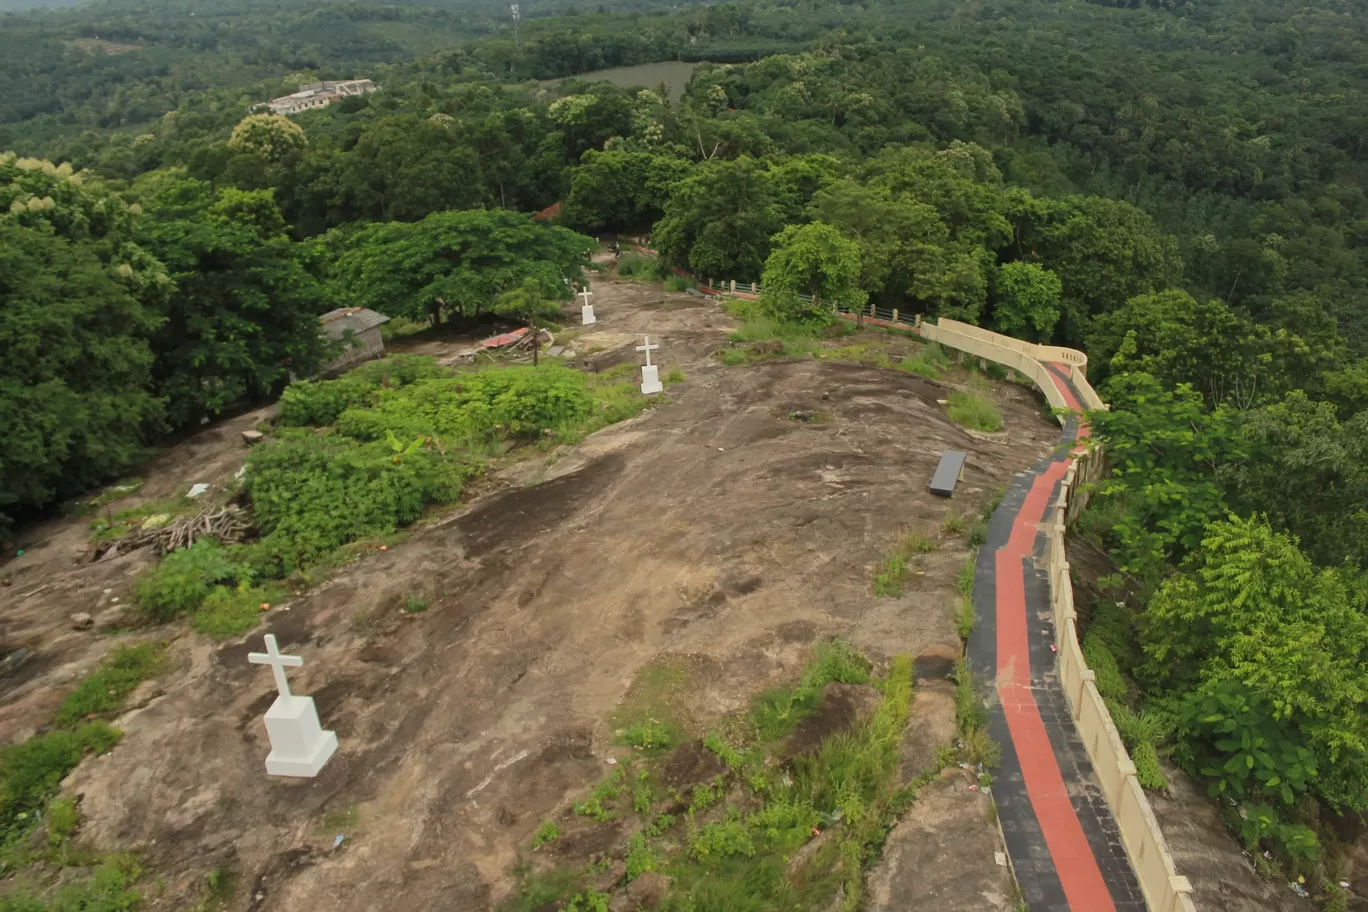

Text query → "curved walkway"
[968,363,1146,911]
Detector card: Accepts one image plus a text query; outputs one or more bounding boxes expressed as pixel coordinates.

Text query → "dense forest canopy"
[6,0,1368,887]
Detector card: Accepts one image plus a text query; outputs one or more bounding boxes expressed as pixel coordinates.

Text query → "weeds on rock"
[55,642,166,726]
[947,390,1003,432]
[872,528,937,598]
[502,645,933,912]
[532,820,560,848]
[956,597,976,641]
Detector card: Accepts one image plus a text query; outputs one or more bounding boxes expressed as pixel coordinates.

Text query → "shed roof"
[319,307,390,338]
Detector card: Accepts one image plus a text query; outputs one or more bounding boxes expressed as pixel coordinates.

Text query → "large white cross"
[248,634,304,699]
[636,335,659,367]
[578,289,593,308]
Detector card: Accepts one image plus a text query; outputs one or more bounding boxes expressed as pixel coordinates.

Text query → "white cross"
[248,634,304,699]
[579,289,593,308]
[636,335,659,367]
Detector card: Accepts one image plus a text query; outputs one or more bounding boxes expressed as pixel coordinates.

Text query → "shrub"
[689,820,754,863]
[135,539,241,621]
[55,643,165,727]
[246,432,467,573]
[947,390,1003,432]
[532,820,560,848]
[335,366,596,446]
[277,354,449,427]
[625,833,657,880]
[663,275,692,292]
[620,719,673,752]
[45,796,79,847]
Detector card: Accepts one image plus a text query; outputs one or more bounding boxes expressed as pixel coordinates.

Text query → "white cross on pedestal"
[636,335,659,366]
[637,335,663,395]
[579,288,596,325]
[248,634,337,778]
[248,634,303,698]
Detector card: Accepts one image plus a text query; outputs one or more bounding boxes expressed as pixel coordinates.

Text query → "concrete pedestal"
[640,364,663,395]
[581,305,597,325]
[263,694,337,777]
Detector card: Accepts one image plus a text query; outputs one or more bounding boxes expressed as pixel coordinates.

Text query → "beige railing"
[918,317,1195,912]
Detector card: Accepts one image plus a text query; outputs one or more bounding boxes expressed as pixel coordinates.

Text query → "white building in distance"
[255,80,378,116]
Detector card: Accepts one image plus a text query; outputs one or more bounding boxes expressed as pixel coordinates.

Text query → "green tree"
[227,113,308,163]
[1223,392,1368,568]
[0,222,162,533]
[334,115,485,222]
[653,156,784,281]
[1089,372,1245,574]
[138,186,327,426]
[993,262,1061,341]
[329,209,593,325]
[561,150,691,235]
[1145,514,1368,811]
[759,221,865,325]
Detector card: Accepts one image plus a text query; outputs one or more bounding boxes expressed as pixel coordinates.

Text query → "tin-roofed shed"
[319,307,391,375]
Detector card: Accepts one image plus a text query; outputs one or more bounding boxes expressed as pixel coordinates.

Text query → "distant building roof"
[533,201,562,222]
[319,307,390,338]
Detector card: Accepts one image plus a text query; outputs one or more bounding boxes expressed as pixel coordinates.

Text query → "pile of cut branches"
[86,506,253,563]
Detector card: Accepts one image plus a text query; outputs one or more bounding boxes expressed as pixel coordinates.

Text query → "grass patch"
[54,643,166,727]
[897,343,950,380]
[664,367,685,385]
[956,597,976,641]
[872,527,937,598]
[942,511,966,535]
[321,807,359,833]
[0,854,143,911]
[751,639,871,741]
[192,586,282,639]
[946,390,1003,432]
[663,275,692,293]
[610,656,702,754]
[956,557,976,597]
[616,252,669,282]
[0,723,121,841]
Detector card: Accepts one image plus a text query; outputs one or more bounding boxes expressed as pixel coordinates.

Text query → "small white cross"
[579,289,593,308]
[636,334,659,366]
[248,634,304,699]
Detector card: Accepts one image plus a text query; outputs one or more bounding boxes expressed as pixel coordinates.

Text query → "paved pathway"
[967,363,1146,911]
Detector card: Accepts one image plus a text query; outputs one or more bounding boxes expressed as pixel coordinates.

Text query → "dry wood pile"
[86,505,253,563]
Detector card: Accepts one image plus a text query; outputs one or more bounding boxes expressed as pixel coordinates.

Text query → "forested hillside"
[5,0,1368,899]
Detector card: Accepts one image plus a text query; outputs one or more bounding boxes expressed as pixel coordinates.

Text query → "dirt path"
[4,273,1064,909]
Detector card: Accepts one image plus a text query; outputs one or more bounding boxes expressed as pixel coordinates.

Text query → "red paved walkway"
[995,363,1113,911]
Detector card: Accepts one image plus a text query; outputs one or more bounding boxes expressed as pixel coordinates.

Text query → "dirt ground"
[2,270,1064,910]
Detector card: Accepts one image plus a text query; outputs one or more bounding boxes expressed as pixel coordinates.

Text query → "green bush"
[946,390,1003,432]
[335,366,596,446]
[277,354,448,427]
[247,432,467,574]
[135,539,241,621]
[663,275,692,293]
[54,643,165,727]
[0,723,120,838]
